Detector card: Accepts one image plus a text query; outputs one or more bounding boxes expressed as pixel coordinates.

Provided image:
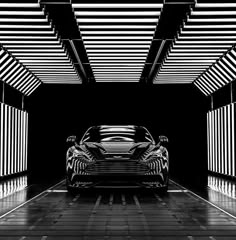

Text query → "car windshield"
[82,126,153,143]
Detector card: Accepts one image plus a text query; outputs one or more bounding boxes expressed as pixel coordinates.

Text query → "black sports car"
[66,125,169,192]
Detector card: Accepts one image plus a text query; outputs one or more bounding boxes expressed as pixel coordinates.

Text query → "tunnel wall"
[0,102,28,177]
[207,103,236,178]
[26,83,209,189]
[208,82,236,178]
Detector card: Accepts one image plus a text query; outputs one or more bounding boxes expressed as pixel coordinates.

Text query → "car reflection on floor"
[208,174,236,217]
[0,174,235,238]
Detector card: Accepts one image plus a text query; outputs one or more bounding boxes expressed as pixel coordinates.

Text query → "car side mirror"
[66,135,77,144]
[158,135,168,145]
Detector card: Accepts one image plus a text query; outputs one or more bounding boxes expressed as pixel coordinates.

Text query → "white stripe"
[167,190,188,193]
[46,190,68,193]
[232,103,235,177]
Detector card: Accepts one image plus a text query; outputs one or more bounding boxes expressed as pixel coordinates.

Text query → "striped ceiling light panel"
[0,46,41,96]
[195,46,236,96]
[0,3,81,84]
[72,3,163,82]
[155,3,236,90]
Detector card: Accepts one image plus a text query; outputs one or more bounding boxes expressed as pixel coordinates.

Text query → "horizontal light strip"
[159,71,201,74]
[8,49,65,52]
[29,67,74,69]
[92,66,143,69]
[0,25,51,29]
[94,76,141,78]
[179,36,236,40]
[155,80,194,82]
[93,71,142,73]
[185,24,236,29]
[87,53,147,56]
[90,60,145,63]
[96,80,139,82]
[155,78,194,80]
[79,25,156,29]
[83,36,153,40]
[192,11,236,16]
[156,77,196,79]
[75,11,160,16]
[174,44,231,48]
[158,74,199,76]
[81,31,154,35]
[41,81,80,83]
[156,77,195,80]
[167,56,219,59]
[30,71,76,73]
[91,64,144,66]
[196,3,236,7]
[86,49,149,53]
[162,66,207,69]
[12,53,67,56]
[94,73,141,75]
[3,45,63,48]
[77,19,159,23]
[95,77,140,79]
[84,41,151,44]
[172,49,227,52]
[38,77,79,79]
[0,3,40,7]
[165,59,216,63]
[33,73,76,76]
[19,60,71,62]
[163,63,210,66]
[85,45,150,48]
[0,30,54,34]
[21,63,76,66]
[0,11,44,16]
[169,53,222,56]
[0,18,47,23]
[16,57,69,61]
[89,57,146,60]
[188,18,236,22]
[0,36,57,40]
[175,40,236,44]
[154,81,192,83]
[0,41,60,44]
[181,30,236,34]
[72,4,163,8]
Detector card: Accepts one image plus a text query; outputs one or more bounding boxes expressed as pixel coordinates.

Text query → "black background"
[25,83,209,190]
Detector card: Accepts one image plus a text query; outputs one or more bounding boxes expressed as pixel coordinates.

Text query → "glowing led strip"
[0,104,3,177]
[0,47,41,95]
[73,3,162,82]
[156,3,236,88]
[75,11,160,16]
[0,4,80,85]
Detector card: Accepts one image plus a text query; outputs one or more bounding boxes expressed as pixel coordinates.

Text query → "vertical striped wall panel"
[207,103,235,177]
[0,103,28,177]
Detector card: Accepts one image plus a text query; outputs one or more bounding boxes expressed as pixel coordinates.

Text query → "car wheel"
[66,177,78,195]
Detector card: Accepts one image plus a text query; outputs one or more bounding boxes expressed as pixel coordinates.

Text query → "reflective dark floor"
[0,175,235,239]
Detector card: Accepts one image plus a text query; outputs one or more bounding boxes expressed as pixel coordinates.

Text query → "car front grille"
[85,160,149,175]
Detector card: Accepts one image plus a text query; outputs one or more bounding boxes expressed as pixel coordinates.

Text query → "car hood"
[83,142,154,159]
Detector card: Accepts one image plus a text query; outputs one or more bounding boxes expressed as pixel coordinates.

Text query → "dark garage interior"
[0,0,236,239]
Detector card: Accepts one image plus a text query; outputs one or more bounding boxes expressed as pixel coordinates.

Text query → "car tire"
[66,177,78,195]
